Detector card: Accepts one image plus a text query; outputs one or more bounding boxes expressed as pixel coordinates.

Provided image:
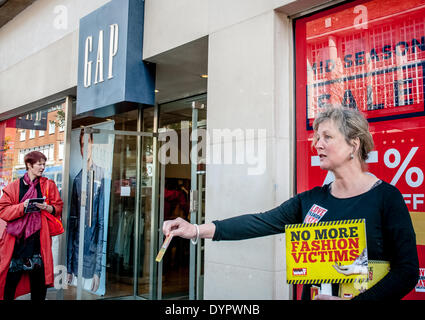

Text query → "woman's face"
[28,159,46,178]
[314,120,354,171]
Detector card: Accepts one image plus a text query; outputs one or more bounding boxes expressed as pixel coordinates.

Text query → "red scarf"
[6,173,42,239]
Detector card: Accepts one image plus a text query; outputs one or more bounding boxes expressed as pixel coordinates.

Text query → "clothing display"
[113,211,134,269]
[67,163,105,279]
[213,180,419,300]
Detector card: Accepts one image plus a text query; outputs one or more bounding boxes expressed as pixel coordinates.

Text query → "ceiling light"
[200,74,208,79]
[154,89,159,93]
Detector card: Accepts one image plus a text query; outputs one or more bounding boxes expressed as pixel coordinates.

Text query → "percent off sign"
[384,147,424,210]
[311,147,424,210]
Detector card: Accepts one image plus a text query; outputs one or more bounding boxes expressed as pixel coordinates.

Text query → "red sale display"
[295,0,425,299]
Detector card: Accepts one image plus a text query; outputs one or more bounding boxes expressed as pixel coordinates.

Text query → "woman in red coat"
[0,151,63,300]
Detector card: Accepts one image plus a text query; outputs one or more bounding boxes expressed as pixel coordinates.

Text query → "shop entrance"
[68,107,157,300]
[67,95,206,300]
[156,94,207,300]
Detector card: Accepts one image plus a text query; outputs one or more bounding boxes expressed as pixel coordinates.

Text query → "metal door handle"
[88,169,94,228]
[190,189,198,213]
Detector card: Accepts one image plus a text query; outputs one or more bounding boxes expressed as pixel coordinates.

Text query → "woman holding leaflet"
[163,107,419,300]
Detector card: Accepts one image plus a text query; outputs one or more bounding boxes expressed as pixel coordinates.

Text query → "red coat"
[0,177,63,299]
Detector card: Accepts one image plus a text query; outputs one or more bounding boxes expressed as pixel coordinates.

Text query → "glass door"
[156,94,206,300]
[69,108,157,300]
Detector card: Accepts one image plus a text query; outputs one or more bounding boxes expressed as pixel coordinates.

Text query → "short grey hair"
[312,107,374,163]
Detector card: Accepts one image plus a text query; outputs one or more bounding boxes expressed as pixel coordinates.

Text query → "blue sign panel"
[77,0,155,115]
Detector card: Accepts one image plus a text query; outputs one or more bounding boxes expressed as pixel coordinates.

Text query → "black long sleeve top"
[212,181,419,300]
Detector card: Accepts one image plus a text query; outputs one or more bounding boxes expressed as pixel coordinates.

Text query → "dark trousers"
[4,266,47,301]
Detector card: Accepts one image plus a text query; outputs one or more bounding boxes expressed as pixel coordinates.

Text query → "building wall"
[0,0,110,115]
[143,0,296,59]
[203,10,293,300]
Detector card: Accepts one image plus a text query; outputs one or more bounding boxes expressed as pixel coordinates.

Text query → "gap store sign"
[77,0,155,115]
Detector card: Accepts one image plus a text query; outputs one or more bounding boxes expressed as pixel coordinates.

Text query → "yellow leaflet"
[155,234,174,262]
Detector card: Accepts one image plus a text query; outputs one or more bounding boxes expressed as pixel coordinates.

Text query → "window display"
[295,0,425,299]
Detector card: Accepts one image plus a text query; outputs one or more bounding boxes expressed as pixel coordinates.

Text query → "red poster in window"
[0,120,16,196]
[295,0,425,300]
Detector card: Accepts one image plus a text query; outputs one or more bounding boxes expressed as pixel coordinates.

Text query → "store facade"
[0,0,424,300]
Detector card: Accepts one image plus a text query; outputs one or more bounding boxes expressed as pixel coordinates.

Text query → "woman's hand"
[163,217,197,239]
[162,218,216,240]
[23,199,30,208]
[333,262,367,275]
[35,202,53,213]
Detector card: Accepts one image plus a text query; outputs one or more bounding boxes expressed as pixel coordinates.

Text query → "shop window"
[294,0,425,300]
[56,172,62,192]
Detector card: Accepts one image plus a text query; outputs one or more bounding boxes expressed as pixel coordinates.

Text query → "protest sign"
[286,219,367,284]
